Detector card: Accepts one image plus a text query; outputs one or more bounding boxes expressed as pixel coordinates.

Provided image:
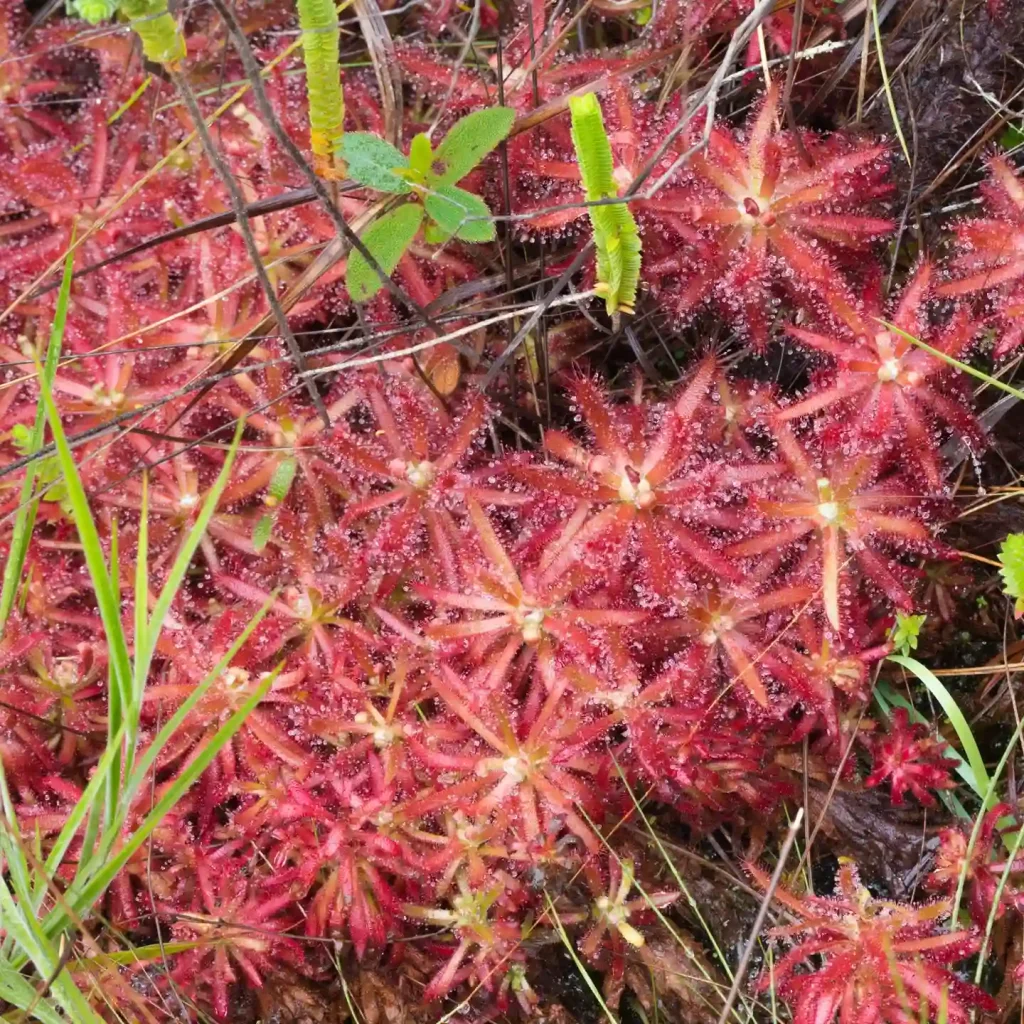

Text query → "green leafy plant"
[339,107,515,301]
[297,0,345,177]
[999,533,1024,618]
[68,0,185,67]
[568,92,641,324]
[891,612,927,656]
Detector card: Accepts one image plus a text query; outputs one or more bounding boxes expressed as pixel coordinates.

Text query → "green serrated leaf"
[430,107,515,186]
[338,132,411,194]
[999,533,1024,618]
[424,184,495,243]
[346,203,425,303]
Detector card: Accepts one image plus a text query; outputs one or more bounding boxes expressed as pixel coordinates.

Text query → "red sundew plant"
[158,857,309,1021]
[547,855,679,1005]
[404,668,610,854]
[780,263,986,489]
[938,155,1024,356]
[927,804,1024,926]
[0,102,187,302]
[403,872,528,1003]
[0,10,80,152]
[862,708,959,806]
[271,816,407,957]
[512,364,754,596]
[645,82,894,338]
[333,383,515,587]
[752,859,995,1024]
[727,423,948,629]
[654,577,815,707]
[0,635,105,766]
[0,3,1020,1021]
[643,0,844,65]
[417,496,646,697]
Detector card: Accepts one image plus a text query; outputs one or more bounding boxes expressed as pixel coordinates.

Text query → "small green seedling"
[69,0,185,67]
[297,0,345,177]
[999,533,1024,618]
[339,107,515,302]
[890,611,926,656]
[251,456,298,552]
[568,92,642,325]
[9,425,71,516]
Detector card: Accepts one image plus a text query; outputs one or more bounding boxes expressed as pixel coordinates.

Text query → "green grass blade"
[0,874,97,1024]
[33,265,134,828]
[869,0,910,165]
[0,960,71,1024]
[133,471,149,708]
[0,759,32,898]
[887,655,990,798]
[120,594,274,808]
[35,379,130,696]
[610,756,738,985]
[45,595,272,895]
[975,814,1024,982]
[132,421,244,697]
[47,668,278,936]
[38,721,129,906]
[0,249,74,630]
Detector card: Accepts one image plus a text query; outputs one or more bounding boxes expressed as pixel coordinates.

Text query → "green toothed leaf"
[339,133,411,193]
[430,107,515,186]
[424,184,496,242]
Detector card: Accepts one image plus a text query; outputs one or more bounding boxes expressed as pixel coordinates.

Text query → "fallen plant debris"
[0,0,1023,1022]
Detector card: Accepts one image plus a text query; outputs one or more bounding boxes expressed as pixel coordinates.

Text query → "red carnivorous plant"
[938,155,1024,356]
[753,858,995,1024]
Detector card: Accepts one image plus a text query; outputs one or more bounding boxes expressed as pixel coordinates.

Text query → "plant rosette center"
[478,748,545,782]
[700,613,734,646]
[512,604,548,644]
[353,707,408,749]
[90,384,127,411]
[814,478,847,527]
[871,332,922,387]
[597,457,655,508]
[389,457,436,490]
[739,195,778,229]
